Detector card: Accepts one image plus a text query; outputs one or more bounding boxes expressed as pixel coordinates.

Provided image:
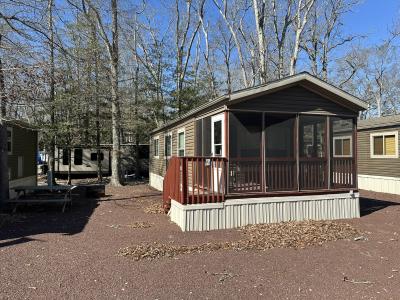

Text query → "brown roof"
[358,115,400,130]
[151,72,368,134]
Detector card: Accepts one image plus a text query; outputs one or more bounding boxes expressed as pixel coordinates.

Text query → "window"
[124,133,134,143]
[177,129,185,157]
[370,132,398,158]
[62,148,69,165]
[91,152,104,161]
[164,133,172,158]
[7,127,12,154]
[153,137,159,158]
[17,156,23,178]
[333,136,352,157]
[211,114,224,156]
[74,148,83,165]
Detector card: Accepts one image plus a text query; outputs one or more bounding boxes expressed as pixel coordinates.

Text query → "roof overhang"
[228,73,368,112]
[151,73,368,135]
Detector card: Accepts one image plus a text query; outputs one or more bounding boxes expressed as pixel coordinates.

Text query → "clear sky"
[343,0,400,45]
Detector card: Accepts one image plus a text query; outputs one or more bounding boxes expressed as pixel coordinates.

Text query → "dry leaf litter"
[119,220,360,261]
[143,203,164,214]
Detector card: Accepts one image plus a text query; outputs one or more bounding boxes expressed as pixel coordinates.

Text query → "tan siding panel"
[357,127,400,177]
[149,118,196,177]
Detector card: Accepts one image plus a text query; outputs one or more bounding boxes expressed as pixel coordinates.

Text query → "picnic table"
[9,185,77,213]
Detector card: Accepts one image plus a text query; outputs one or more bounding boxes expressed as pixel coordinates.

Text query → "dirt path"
[1,186,400,299]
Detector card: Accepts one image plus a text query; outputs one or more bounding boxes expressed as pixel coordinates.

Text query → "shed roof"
[358,114,400,130]
[152,72,368,134]
[3,119,38,131]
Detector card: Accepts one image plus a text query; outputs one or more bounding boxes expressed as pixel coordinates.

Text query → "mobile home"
[0,120,38,201]
[149,73,368,231]
[54,143,149,178]
[358,115,400,194]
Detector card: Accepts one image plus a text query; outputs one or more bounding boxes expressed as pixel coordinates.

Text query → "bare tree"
[213,0,249,87]
[289,0,315,75]
[174,0,201,116]
[272,0,293,78]
[198,0,217,96]
[252,0,267,83]
[0,34,9,203]
[216,22,234,93]
[81,0,122,186]
[47,0,56,185]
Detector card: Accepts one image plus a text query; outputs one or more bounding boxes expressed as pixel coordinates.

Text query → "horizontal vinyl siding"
[149,118,195,177]
[357,127,400,178]
[7,125,37,181]
[229,85,357,116]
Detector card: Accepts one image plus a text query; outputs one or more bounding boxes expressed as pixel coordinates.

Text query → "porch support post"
[353,117,358,189]
[327,116,331,190]
[262,112,266,192]
[224,110,229,195]
[181,157,187,204]
[296,114,300,191]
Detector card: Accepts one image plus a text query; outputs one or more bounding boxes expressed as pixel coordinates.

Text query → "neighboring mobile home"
[149,73,368,231]
[54,144,149,178]
[0,120,38,200]
[358,115,400,194]
[54,146,111,176]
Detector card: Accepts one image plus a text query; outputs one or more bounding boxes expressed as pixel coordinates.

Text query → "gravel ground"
[1,185,400,299]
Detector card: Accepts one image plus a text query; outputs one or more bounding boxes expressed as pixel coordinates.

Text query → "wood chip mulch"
[118,220,360,261]
[126,222,153,229]
[143,203,164,214]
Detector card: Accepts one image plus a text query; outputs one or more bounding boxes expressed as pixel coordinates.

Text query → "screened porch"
[162,111,357,209]
[227,111,356,195]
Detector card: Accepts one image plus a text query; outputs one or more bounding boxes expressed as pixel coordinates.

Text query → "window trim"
[370,131,399,159]
[177,128,186,157]
[153,136,160,159]
[7,127,12,155]
[164,132,172,159]
[333,135,353,158]
[211,114,225,157]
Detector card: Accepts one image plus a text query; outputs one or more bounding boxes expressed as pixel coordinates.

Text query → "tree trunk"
[110,0,122,186]
[47,0,56,185]
[253,0,267,83]
[67,148,72,185]
[0,34,9,204]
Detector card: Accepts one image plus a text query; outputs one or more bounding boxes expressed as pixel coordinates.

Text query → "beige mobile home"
[149,73,368,231]
[358,115,400,194]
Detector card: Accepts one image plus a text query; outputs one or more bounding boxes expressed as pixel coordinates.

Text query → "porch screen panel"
[193,117,212,190]
[265,114,296,191]
[229,112,263,193]
[299,115,327,190]
[331,117,355,188]
[195,119,203,156]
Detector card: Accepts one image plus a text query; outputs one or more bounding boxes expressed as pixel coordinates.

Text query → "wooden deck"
[162,156,356,212]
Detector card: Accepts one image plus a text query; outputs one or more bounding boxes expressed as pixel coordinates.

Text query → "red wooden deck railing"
[299,158,328,190]
[162,156,356,212]
[265,158,297,191]
[229,158,262,193]
[331,157,355,188]
[162,156,227,212]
